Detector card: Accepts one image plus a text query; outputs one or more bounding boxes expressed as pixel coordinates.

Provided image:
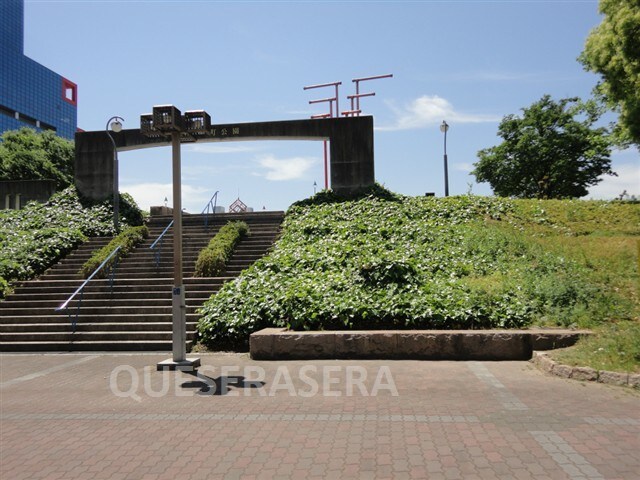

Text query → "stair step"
[12,322,197,332]
[49,261,260,274]
[0,314,201,324]
[43,270,253,280]
[0,322,198,333]
[1,300,209,311]
[0,340,192,352]
[0,332,190,342]
[1,291,213,302]
[0,304,209,315]
[13,277,235,287]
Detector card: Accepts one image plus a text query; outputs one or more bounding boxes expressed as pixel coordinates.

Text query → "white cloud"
[588,162,640,200]
[255,155,317,181]
[378,95,501,131]
[454,162,475,173]
[182,163,250,180]
[120,182,212,213]
[184,144,259,154]
[282,109,316,116]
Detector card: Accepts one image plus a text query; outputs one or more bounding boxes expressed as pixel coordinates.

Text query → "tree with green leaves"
[0,128,74,189]
[472,95,614,199]
[580,0,640,146]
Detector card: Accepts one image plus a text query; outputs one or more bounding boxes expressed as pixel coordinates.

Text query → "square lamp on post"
[140,114,163,138]
[152,105,184,133]
[184,110,211,135]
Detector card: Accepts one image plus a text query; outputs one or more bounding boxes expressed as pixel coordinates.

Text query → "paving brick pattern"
[0,354,638,479]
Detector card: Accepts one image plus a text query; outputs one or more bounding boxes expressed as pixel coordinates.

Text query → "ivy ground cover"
[0,187,142,298]
[197,191,639,358]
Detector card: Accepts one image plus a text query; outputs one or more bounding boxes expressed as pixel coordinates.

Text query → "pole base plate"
[156,358,201,372]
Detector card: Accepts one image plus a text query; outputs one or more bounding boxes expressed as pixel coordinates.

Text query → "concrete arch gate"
[75,116,375,201]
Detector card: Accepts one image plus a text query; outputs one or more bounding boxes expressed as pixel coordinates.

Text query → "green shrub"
[292,182,401,208]
[80,225,149,278]
[118,192,145,227]
[0,187,111,298]
[0,276,11,298]
[197,193,639,349]
[0,186,145,298]
[194,222,249,277]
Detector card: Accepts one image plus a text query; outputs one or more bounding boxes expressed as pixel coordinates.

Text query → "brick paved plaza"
[1,353,638,479]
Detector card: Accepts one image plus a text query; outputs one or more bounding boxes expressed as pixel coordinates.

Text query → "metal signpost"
[303,74,392,191]
[440,120,450,197]
[105,116,124,232]
[351,74,393,116]
[303,81,341,190]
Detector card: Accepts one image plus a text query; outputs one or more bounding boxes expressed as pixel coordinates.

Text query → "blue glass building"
[0,0,77,140]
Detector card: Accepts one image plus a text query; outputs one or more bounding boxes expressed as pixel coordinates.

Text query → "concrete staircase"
[0,211,284,352]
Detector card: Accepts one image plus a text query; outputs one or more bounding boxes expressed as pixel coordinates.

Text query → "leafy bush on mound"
[291,183,402,207]
[197,190,639,348]
[1,188,111,293]
[118,192,145,227]
[0,187,144,298]
[80,226,149,278]
[194,222,249,277]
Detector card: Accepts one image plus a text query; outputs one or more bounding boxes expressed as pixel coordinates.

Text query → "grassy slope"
[514,200,640,372]
[197,192,639,371]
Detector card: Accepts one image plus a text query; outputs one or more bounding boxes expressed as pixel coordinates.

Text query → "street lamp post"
[142,105,205,371]
[105,116,124,231]
[170,129,186,364]
[440,120,449,197]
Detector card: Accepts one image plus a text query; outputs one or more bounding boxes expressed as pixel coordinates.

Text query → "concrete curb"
[531,351,640,388]
[250,328,591,361]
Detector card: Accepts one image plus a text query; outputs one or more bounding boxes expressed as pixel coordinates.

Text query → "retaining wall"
[250,328,590,361]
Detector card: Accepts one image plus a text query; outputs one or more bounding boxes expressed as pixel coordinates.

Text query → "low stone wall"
[250,328,590,361]
[150,205,173,216]
[532,351,639,388]
[0,179,56,209]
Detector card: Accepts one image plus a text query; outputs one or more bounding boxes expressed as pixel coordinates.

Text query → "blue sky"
[24,0,639,212]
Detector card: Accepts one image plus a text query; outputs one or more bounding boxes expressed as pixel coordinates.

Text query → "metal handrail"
[149,220,173,268]
[148,190,217,268]
[56,245,122,333]
[201,191,219,228]
[150,220,174,250]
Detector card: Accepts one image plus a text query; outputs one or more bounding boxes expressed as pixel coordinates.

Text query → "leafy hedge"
[80,226,149,278]
[118,192,146,227]
[197,189,639,348]
[1,188,111,294]
[0,277,10,299]
[0,187,143,299]
[194,222,249,277]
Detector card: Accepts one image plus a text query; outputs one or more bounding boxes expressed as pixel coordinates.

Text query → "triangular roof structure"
[229,197,248,213]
